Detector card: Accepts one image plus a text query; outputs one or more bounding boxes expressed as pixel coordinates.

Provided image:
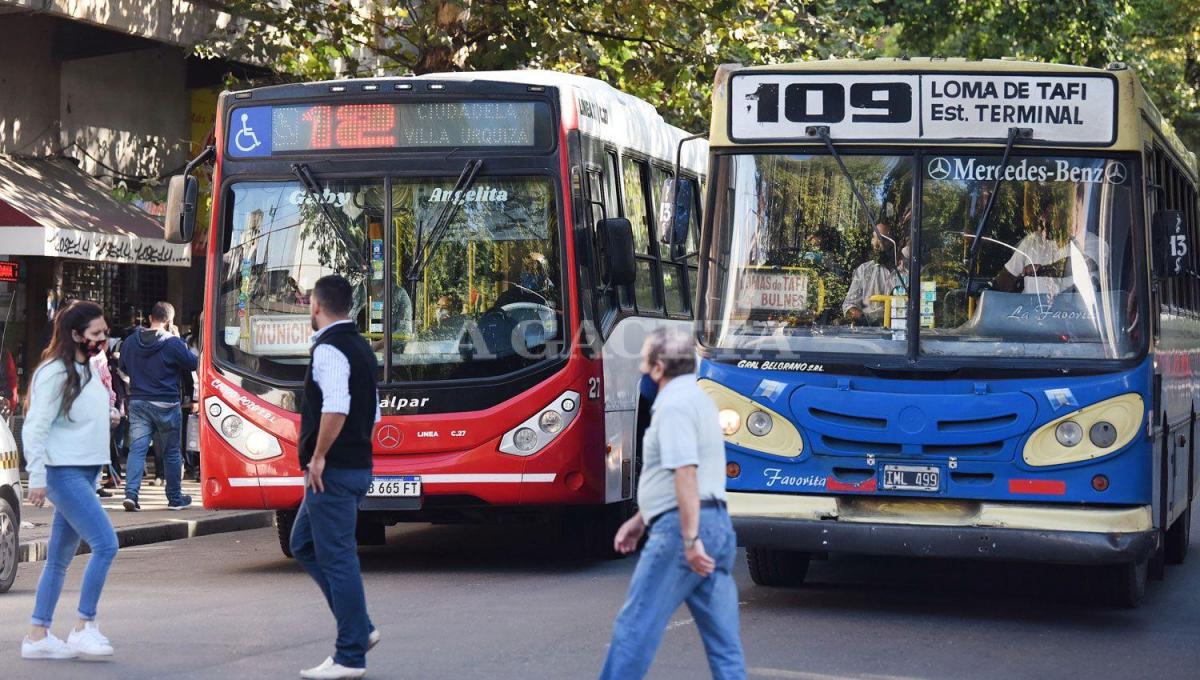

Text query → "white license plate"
[367,475,421,497]
[882,465,940,492]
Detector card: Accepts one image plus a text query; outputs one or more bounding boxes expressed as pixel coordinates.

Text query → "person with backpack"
[20,300,119,659]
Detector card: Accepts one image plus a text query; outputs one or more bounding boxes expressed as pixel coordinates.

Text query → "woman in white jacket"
[20,300,119,660]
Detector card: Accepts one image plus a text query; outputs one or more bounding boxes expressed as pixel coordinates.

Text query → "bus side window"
[687,177,702,315]
[621,155,663,314]
[585,165,615,324]
[650,164,688,317]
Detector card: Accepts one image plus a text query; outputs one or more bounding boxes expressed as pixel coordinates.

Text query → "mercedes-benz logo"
[927,157,952,181]
[1105,161,1127,185]
[376,425,402,449]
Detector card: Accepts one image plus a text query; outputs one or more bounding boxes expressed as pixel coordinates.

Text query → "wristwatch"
[683,535,701,550]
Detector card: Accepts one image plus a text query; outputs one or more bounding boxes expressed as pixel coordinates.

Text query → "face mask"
[520,273,541,291]
[80,338,105,357]
[436,308,450,322]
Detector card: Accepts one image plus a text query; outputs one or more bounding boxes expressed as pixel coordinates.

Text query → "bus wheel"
[1165,503,1191,565]
[0,497,18,593]
[565,501,633,560]
[1107,559,1148,608]
[746,547,810,587]
[356,517,386,546]
[274,510,297,558]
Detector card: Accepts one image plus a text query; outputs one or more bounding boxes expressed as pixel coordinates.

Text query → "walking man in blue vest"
[292,275,381,680]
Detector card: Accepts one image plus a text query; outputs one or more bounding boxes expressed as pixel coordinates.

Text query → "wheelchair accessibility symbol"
[235,113,261,153]
[228,107,271,157]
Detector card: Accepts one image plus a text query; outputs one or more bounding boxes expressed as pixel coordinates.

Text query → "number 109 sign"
[729,72,1116,144]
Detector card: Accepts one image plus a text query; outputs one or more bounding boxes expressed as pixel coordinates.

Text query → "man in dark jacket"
[119,301,198,511]
[292,275,380,680]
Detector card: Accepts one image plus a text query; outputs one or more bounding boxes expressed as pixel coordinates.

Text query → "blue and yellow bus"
[672,59,1198,606]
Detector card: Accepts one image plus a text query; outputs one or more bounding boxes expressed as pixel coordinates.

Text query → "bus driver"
[841,215,910,326]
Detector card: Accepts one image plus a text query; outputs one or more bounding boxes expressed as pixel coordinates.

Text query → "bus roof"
[223,70,706,175]
[710,58,1195,177]
[417,70,707,174]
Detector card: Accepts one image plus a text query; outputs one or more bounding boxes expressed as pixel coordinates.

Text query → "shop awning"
[0,156,191,267]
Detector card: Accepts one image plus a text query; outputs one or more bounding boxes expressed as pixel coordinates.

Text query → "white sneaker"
[300,656,366,679]
[67,622,114,656]
[367,629,380,651]
[21,633,79,660]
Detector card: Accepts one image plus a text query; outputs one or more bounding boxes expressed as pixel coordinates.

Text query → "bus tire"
[1108,559,1147,608]
[1165,503,1191,565]
[275,510,296,559]
[746,546,810,587]
[0,497,18,593]
[565,501,633,560]
[356,517,386,546]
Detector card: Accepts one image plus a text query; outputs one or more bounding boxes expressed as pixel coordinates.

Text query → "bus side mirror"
[1152,209,1188,279]
[164,174,199,245]
[658,178,693,247]
[597,217,637,287]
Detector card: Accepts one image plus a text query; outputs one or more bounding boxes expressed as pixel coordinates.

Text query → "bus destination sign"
[730,72,1116,144]
[228,100,544,156]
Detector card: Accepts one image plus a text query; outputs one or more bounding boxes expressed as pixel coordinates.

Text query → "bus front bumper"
[729,492,1159,565]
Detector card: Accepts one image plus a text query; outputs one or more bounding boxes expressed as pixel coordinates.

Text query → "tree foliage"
[198,1,875,131]
[198,1,1200,144]
[869,0,1200,146]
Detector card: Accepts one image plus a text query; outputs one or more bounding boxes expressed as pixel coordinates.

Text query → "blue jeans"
[290,466,375,669]
[125,400,183,504]
[31,466,119,627]
[600,506,746,680]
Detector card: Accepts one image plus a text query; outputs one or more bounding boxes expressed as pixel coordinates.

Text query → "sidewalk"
[18,478,273,564]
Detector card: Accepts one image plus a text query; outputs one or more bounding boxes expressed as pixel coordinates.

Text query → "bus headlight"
[513,427,538,452]
[221,415,243,440]
[539,410,563,434]
[204,396,283,461]
[499,390,580,456]
[746,410,773,437]
[1024,394,1143,467]
[719,409,741,436]
[1055,421,1083,447]
[699,380,803,458]
[1090,421,1117,448]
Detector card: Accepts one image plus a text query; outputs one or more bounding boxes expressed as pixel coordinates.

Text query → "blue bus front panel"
[702,359,1153,507]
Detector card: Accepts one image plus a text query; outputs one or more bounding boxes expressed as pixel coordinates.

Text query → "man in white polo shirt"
[599,327,745,680]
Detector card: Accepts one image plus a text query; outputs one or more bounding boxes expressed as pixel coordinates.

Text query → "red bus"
[164,71,706,555]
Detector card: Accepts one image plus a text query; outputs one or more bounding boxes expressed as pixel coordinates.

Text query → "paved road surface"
[1,517,1198,679]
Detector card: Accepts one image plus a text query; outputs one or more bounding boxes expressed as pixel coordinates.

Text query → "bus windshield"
[702,152,1141,363]
[214,176,562,383]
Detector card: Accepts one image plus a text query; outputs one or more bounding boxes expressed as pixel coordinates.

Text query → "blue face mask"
[638,372,659,403]
[520,273,541,291]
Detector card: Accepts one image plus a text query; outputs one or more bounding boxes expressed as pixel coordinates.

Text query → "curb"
[17,511,274,564]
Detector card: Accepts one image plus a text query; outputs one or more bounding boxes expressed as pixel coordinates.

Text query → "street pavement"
[1,514,1198,679]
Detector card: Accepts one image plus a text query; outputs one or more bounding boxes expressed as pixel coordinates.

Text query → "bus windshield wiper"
[290,163,367,273]
[405,158,484,297]
[962,127,1031,294]
[810,126,908,294]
